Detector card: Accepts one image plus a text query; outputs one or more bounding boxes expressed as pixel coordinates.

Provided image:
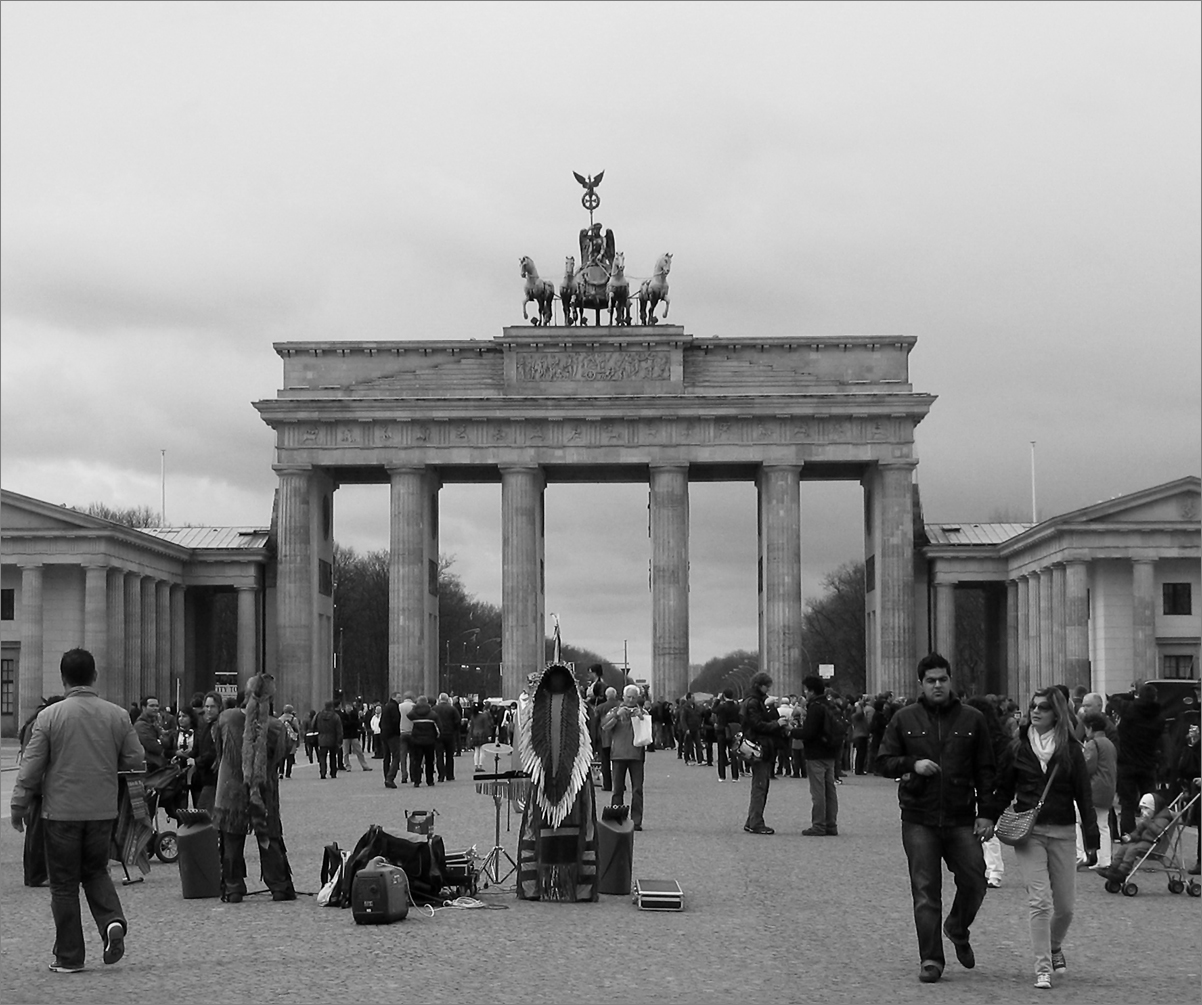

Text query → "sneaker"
[918,962,943,984]
[801,827,827,837]
[746,825,775,835]
[987,877,1002,888]
[1034,973,1052,990]
[48,962,85,974]
[103,921,125,965]
[384,780,398,789]
[1051,949,1066,973]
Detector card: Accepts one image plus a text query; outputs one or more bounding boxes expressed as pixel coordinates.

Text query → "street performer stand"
[515,662,599,902]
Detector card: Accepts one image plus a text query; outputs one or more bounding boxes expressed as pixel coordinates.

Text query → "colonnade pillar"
[107,569,126,708]
[934,582,956,665]
[500,466,544,699]
[388,466,441,698]
[170,585,185,695]
[1051,564,1066,684]
[1038,568,1054,688]
[1132,559,1157,680]
[237,586,259,689]
[18,564,44,738]
[156,581,172,702]
[123,572,142,706]
[877,461,917,696]
[275,465,314,709]
[83,564,108,695]
[757,465,802,696]
[1064,561,1090,690]
[651,465,691,701]
[1005,579,1019,697]
[1016,576,1030,700]
[140,577,157,698]
[1026,572,1041,695]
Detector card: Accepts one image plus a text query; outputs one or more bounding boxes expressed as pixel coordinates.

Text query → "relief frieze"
[514,350,672,383]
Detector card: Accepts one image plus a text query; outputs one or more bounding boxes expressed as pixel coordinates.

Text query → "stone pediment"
[1059,477,1200,526]
[1,492,112,534]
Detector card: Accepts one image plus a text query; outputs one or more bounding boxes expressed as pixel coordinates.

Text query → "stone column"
[878,461,917,696]
[237,586,258,689]
[1039,568,1054,688]
[1027,571,1041,694]
[83,564,109,688]
[124,572,142,706]
[389,467,431,697]
[156,581,172,703]
[140,577,158,698]
[652,464,691,701]
[107,569,126,708]
[1016,576,1030,700]
[171,584,185,694]
[17,564,44,738]
[501,465,545,699]
[1051,564,1067,684]
[935,581,956,664]
[1065,561,1090,690]
[274,466,313,708]
[1132,559,1157,681]
[1006,579,1019,699]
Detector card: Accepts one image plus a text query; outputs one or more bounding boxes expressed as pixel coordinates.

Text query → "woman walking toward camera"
[995,687,1099,990]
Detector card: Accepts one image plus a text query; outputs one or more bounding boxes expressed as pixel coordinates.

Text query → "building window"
[1,659,13,716]
[0,589,13,620]
[1163,654,1196,679]
[1163,583,1192,616]
[318,559,333,597]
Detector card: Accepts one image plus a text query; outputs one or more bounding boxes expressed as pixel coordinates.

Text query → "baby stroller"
[142,760,190,864]
[1103,790,1201,898]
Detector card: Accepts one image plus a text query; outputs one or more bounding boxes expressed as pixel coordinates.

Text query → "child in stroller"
[1099,790,1202,897]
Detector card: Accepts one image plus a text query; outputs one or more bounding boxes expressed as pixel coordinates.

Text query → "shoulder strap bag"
[995,764,1059,846]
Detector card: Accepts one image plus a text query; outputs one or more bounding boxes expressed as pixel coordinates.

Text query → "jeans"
[853,736,869,774]
[807,758,838,832]
[1014,824,1077,976]
[612,759,645,827]
[436,737,456,781]
[900,822,988,970]
[410,744,435,785]
[343,737,369,770]
[396,734,411,782]
[717,739,740,780]
[44,818,125,968]
[745,759,773,829]
[317,745,338,777]
[383,736,402,783]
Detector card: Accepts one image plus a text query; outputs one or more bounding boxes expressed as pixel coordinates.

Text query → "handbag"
[995,764,1059,846]
[734,732,763,763]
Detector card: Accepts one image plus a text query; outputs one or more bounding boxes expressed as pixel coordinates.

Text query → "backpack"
[822,701,850,749]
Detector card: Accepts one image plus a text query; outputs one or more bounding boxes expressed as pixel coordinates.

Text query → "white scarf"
[1028,724,1056,772]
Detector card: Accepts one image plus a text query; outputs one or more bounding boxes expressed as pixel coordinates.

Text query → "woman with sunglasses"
[995,687,1099,990]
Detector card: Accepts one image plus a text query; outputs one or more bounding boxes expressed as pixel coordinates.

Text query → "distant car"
[1107,678,1200,785]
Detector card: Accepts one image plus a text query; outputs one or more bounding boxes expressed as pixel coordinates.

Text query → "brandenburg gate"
[254,328,935,710]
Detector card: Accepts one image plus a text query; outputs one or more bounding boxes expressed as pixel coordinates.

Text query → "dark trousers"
[219,826,294,899]
[807,758,838,832]
[410,744,435,785]
[277,752,295,778]
[599,745,613,790]
[318,744,338,778]
[44,818,125,968]
[436,737,456,781]
[745,758,773,829]
[383,736,401,782]
[900,822,987,970]
[853,736,869,774]
[612,759,645,827]
[1117,767,1158,833]
[717,739,740,780]
[702,734,715,766]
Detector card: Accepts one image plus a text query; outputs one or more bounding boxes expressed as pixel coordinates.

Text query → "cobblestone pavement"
[2,744,1198,1004]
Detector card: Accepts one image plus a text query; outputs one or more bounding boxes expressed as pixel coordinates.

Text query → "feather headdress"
[518,664,593,828]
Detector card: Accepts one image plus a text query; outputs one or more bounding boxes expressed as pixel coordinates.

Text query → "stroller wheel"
[156,830,179,864]
[1187,882,1201,898]
[1104,880,1121,894]
[1168,879,1185,895]
[1121,881,1138,897]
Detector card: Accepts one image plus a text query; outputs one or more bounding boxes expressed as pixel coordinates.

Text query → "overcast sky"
[2,1,1199,678]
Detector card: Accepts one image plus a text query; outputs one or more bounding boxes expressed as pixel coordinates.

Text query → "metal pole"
[160,449,166,525]
[1029,441,1038,524]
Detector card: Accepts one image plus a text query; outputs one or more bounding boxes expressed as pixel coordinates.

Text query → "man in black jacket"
[799,676,840,836]
[379,694,402,789]
[878,653,997,985]
[1115,683,1163,833]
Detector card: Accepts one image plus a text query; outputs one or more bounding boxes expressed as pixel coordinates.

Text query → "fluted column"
[1006,579,1019,699]
[1132,559,1157,681]
[1027,572,1042,694]
[84,564,109,690]
[236,586,258,689]
[123,572,142,705]
[878,461,917,696]
[652,464,691,700]
[1051,564,1066,684]
[1039,568,1054,688]
[140,577,158,698]
[1065,561,1090,689]
[17,565,44,737]
[1016,575,1030,700]
[501,465,545,699]
[156,581,172,702]
[935,581,956,664]
[170,584,185,693]
[275,465,313,707]
[107,569,126,708]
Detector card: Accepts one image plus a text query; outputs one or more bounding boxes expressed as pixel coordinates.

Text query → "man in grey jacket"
[11,648,145,973]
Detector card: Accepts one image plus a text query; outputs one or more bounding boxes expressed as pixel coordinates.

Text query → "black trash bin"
[176,809,221,899]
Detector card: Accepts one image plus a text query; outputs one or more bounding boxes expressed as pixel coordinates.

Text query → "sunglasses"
[1029,701,1054,712]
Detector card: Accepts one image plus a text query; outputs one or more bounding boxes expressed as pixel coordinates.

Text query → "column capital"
[649,462,691,473]
[878,458,919,470]
[18,560,44,571]
[273,463,313,476]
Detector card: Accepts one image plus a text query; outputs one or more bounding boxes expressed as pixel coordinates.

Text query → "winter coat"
[799,695,840,760]
[741,692,781,761]
[877,694,998,828]
[314,708,343,748]
[1084,734,1118,809]
[433,700,460,740]
[379,700,401,740]
[407,703,439,747]
[601,703,649,761]
[994,727,1100,849]
[1117,697,1163,774]
[211,707,286,836]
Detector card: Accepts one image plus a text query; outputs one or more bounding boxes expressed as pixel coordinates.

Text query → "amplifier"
[352,861,410,924]
[632,878,684,911]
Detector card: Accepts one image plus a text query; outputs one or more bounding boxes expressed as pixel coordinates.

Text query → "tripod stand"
[475,744,524,886]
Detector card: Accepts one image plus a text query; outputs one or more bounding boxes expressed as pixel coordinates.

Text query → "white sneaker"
[1034,973,1052,990]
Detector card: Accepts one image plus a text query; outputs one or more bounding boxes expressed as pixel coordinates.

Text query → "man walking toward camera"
[877,653,997,985]
[10,648,145,973]
[799,675,840,836]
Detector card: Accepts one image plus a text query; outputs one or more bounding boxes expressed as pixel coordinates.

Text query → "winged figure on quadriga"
[520,256,555,326]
